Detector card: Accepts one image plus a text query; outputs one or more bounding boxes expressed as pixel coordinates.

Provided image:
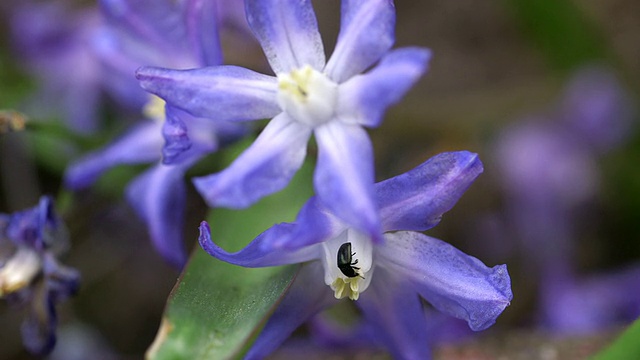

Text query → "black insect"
[337,242,364,278]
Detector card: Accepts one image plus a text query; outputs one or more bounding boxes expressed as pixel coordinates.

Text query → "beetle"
[337,242,364,278]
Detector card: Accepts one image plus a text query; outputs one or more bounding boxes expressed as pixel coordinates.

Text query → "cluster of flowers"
[6,0,514,357]
[492,67,639,334]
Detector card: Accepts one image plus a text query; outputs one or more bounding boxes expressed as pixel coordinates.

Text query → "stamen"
[331,277,361,301]
[143,95,166,122]
[277,65,338,126]
[322,229,374,302]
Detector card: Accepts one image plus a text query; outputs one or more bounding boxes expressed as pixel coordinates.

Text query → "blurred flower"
[136,0,431,243]
[306,307,472,353]
[10,1,102,134]
[65,0,246,267]
[0,196,79,355]
[493,66,638,334]
[199,151,512,359]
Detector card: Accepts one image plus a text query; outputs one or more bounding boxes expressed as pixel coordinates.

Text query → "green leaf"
[591,318,640,360]
[148,155,315,360]
[148,251,299,360]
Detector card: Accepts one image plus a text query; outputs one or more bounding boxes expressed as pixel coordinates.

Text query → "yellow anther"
[143,95,166,122]
[331,276,361,301]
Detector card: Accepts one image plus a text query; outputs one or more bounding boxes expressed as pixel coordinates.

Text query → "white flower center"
[277,65,338,126]
[321,229,374,301]
[0,247,42,296]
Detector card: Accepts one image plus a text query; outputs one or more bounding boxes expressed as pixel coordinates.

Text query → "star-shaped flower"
[198,151,512,359]
[136,0,431,242]
[65,0,245,266]
[0,197,79,355]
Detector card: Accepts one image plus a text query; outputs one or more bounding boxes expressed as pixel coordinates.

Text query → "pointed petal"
[314,122,381,242]
[325,0,395,83]
[379,232,512,331]
[244,262,337,360]
[198,221,319,267]
[64,121,163,189]
[357,268,433,360]
[193,114,310,209]
[161,105,220,165]
[126,163,194,267]
[337,47,431,127]
[377,151,483,232]
[136,65,280,121]
[261,197,344,251]
[245,0,325,74]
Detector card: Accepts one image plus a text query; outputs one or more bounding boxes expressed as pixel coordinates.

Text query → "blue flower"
[10,1,103,134]
[136,0,431,243]
[198,151,512,359]
[65,0,245,266]
[493,66,637,334]
[0,197,79,355]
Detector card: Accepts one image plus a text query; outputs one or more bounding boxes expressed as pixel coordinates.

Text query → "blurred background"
[1,0,639,358]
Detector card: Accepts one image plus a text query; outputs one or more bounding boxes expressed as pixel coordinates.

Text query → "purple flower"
[94,0,228,108]
[540,266,640,334]
[136,0,431,243]
[10,1,103,134]
[198,151,512,359]
[0,197,79,355]
[493,66,637,334]
[65,0,245,266]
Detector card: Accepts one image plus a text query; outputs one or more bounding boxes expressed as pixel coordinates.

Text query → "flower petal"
[161,105,223,165]
[21,283,57,355]
[377,151,483,232]
[314,122,381,242]
[126,162,194,267]
[245,0,325,74]
[185,0,222,66]
[100,0,192,60]
[307,314,381,349]
[263,197,344,251]
[540,265,640,334]
[64,121,163,189]
[92,28,149,108]
[161,107,192,164]
[357,267,433,360]
[198,221,319,267]
[20,254,79,356]
[193,113,311,208]
[325,0,395,83]
[337,47,431,127]
[379,232,512,331]
[136,65,280,121]
[244,262,337,360]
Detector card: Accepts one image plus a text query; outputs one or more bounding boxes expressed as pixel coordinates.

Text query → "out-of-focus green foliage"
[505,0,609,72]
[592,318,640,360]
